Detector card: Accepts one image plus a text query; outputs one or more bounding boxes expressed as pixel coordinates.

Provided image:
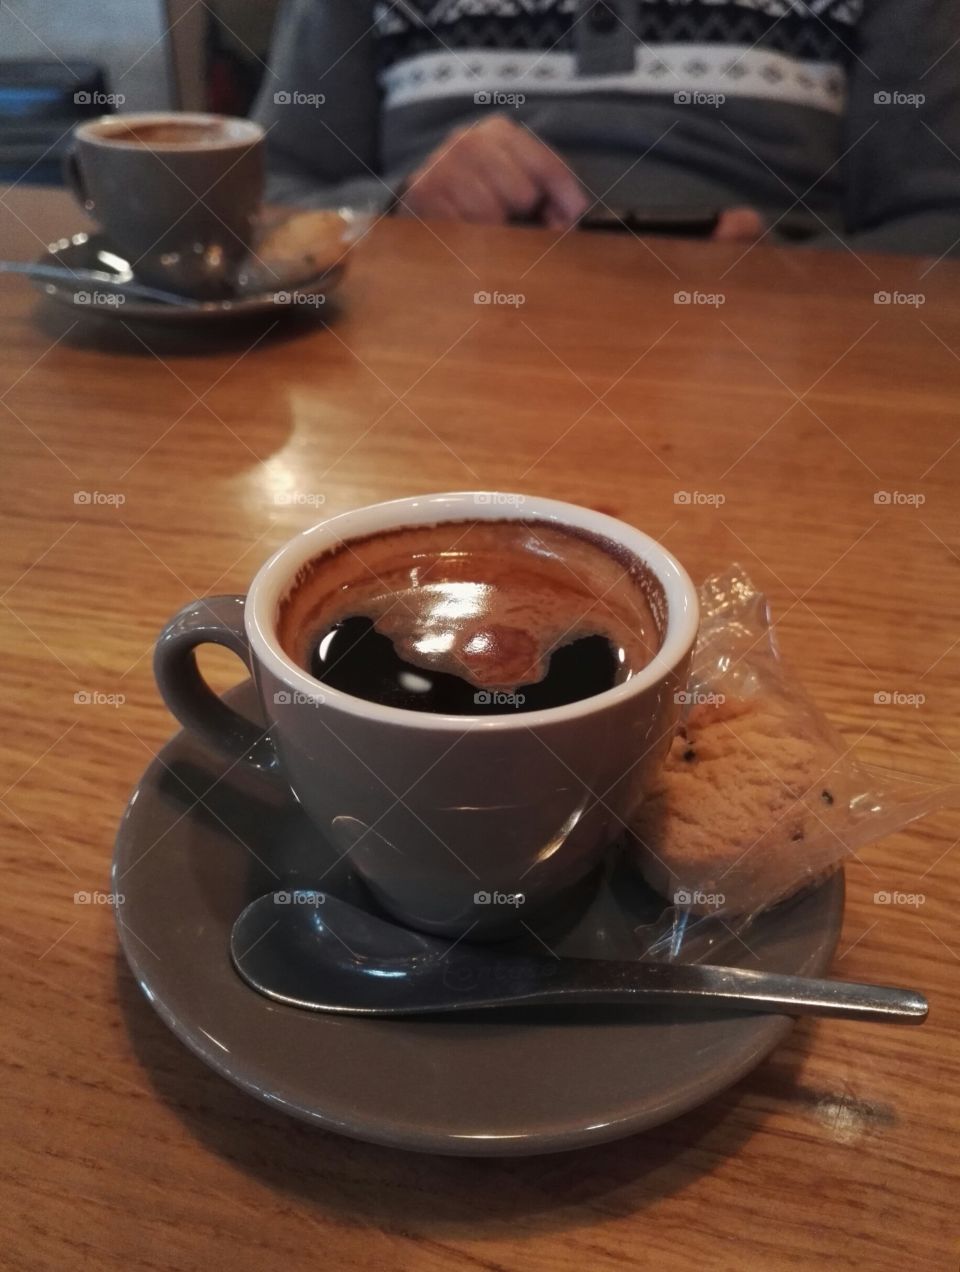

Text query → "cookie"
[630,695,844,915]
[258,210,349,270]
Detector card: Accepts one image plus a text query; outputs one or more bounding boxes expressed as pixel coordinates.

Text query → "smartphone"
[579,205,721,237]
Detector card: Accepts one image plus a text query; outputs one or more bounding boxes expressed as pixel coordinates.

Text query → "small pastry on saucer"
[631,695,844,915]
[257,209,354,272]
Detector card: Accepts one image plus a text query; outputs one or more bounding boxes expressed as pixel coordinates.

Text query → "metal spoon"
[1,255,340,307]
[0,260,203,306]
[230,891,928,1023]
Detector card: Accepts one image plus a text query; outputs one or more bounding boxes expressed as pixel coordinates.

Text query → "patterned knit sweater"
[253,0,960,255]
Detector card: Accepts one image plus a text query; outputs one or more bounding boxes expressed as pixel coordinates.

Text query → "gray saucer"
[35,230,343,323]
[112,682,844,1156]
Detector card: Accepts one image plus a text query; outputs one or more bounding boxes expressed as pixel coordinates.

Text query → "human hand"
[397,115,588,228]
[711,207,766,242]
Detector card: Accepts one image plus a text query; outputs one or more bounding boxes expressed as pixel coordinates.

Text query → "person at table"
[253,0,960,256]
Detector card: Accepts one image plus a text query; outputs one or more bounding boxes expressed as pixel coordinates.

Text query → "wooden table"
[1,185,957,1272]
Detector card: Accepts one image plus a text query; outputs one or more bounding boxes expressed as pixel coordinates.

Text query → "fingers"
[398,115,587,227]
[400,123,507,223]
[712,207,765,242]
[472,136,542,219]
[448,169,508,224]
[398,116,763,244]
[501,122,589,226]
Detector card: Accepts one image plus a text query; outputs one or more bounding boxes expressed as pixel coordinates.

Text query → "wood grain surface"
[1,184,958,1272]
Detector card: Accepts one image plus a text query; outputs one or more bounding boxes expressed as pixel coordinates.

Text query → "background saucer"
[113,682,844,1156]
[36,229,344,323]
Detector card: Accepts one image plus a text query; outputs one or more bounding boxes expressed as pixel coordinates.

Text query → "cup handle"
[63,148,92,212]
[154,595,279,774]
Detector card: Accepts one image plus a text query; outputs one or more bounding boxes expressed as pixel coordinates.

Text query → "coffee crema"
[276,520,664,715]
[95,121,235,148]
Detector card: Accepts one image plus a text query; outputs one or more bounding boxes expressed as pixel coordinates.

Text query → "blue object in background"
[0,60,111,184]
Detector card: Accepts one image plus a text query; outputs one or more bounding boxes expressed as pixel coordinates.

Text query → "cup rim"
[74,111,264,151]
[246,493,699,731]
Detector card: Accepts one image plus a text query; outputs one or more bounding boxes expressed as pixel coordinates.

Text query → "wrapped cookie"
[630,567,959,925]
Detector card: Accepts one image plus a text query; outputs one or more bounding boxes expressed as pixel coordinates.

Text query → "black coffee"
[311,615,619,713]
[277,519,664,715]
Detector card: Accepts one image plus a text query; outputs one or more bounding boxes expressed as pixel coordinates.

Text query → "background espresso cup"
[67,111,264,295]
[154,493,699,939]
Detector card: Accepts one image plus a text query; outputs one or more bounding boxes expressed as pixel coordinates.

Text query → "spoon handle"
[549,961,928,1023]
[0,260,197,306]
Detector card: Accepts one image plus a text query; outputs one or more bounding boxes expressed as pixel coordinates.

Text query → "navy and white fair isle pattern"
[374,0,863,114]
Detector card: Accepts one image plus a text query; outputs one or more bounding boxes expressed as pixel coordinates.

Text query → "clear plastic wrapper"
[628,566,960,963]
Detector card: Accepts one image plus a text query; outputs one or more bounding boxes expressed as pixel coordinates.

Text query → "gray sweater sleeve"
[800,0,960,257]
[251,0,399,211]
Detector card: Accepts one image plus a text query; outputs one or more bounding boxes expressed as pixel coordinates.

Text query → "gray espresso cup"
[67,111,264,295]
[154,493,700,939]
